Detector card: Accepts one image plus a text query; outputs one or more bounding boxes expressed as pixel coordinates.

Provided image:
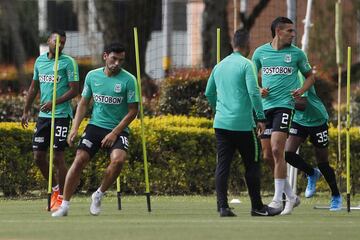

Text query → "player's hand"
[21,113,29,129]
[67,129,78,147]
[256,122,265,137]
[291,88,304,99]
[101,132,118,148]
[40,102,52,113]
[260,88,269,98]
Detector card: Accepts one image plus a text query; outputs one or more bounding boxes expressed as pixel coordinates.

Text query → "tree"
[94,0,159,98]
[202,0,271,68]
[239,0,271,31]
[202,0,232,68]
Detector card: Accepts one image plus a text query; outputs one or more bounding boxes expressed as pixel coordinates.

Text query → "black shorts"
[289,122,329,148]
[261,108,293,138]
[32,117,71,151]
[77,124,129,158]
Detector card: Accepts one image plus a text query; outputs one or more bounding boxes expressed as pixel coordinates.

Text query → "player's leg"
[270,108,298,213]
[52,124,101,217]
[238,131,281,216]
[214,128,236,217]
[311,123,342,210]
[285,123,315,176]
[52,117,71,195]
[33,118,57,187]
[260,110,274,172]
[51,150,91,217]
[50,118,71,211]
[90,132,129,216]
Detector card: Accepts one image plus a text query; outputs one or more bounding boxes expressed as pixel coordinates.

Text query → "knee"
[34,152,46,166]
[111,157,125,168]
[271,147,283,160]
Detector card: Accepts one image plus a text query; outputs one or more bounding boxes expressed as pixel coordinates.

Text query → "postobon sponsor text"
[262,66,293,75]
[93,94,123,104]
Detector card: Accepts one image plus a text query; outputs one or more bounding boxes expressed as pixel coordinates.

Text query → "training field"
[1,195,360,240]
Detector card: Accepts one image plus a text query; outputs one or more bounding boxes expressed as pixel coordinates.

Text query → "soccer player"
[252,17,315,215]
[52,42,139,217]
[205,29,281,217]
[21,30,79,211]
[285,74,342,211]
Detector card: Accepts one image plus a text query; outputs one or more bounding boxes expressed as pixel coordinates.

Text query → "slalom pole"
[47,35,60,211]
[217,28,220,64]
[346,46,351,213]
[116,176,121,210]
[133,27,151,212]
[335,1,343,187]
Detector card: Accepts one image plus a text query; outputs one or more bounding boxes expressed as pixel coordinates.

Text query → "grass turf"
[0,194,360,240]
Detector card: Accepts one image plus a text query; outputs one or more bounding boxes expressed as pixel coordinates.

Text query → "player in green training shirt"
[21,30,79,211]
[285,74,342,211]
[52,43,139,217]
[252,17,315,215]
[205,30,281,217]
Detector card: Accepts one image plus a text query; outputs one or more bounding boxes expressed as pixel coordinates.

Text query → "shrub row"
[1,117,359,197]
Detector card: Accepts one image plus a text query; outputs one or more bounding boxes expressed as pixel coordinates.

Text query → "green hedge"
[157,69,213,118]
[1,117,359,197]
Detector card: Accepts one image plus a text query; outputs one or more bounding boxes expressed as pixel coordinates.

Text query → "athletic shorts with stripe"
[32,117,71,151]
[289,122,329,148]
[261,107,293,139]
[77,124,129,158]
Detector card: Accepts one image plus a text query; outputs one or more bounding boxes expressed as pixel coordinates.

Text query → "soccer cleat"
[330,195,342,211]
[49,189,59,209]
[219,208,236,217]
[280,195,300,215]
[305,168,322,198]
[251,205,282,217]
[51,195,63,212]
[268,200,283,211]
[51,205,68,217]
[90,192,102,216]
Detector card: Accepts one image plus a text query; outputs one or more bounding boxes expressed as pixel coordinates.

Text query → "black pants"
[215,128,263,210]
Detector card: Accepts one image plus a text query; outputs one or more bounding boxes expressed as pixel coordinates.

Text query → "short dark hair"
[271,17,293,38]
[233,29,249,48]
[50,30,66,38]
[104,42,125,54]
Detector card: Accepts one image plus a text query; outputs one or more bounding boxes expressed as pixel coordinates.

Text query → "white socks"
[273,179,285,202]
[61,200,69,209]
[284,179,296,200]
[95,188,104,198]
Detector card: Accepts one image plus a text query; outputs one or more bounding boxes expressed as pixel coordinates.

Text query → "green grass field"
[1,194,360,240]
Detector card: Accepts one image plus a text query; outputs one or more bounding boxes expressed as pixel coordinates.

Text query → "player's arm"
[40,59,80,112]
[101,103,139,148]
[245,62,266,136]
[67,96,90,146]
[101,103,138,148]
[205,69,217,110]
[21,80,39,129]
[251,51,268,98]
[68,71,91,146]
[292,51,315,98]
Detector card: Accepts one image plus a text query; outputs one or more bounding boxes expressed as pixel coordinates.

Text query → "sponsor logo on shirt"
[93,94,123,104]
[114,84,122,93]
[39,74,61,83]
[262,66,293,75]
[284,54,292,63]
